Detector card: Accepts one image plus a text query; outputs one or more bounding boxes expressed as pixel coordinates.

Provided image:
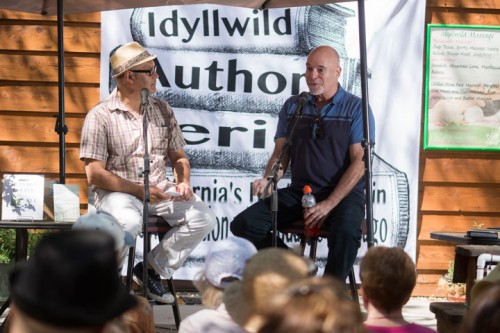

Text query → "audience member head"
[72,211,135,253]
[469,264,500,305]
[460,282,500,333]
[8,230,137,333]
[360,246,416,314]
[258,276,366,333]
[223,248,314,332]
[194,236,257,308]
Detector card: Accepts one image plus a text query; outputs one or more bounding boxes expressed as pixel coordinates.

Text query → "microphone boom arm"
[260,94,307,200]
[260,93,307,247]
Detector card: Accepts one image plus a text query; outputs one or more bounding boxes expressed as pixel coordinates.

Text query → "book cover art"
[53,184,80,222]
[1,174,45,221]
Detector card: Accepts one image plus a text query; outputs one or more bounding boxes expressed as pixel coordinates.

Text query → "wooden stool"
[125,216,181,329]
[278,220,359,303]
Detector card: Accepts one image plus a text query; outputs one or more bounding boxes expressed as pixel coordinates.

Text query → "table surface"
[430,232,500,246]
[0,221,74,229]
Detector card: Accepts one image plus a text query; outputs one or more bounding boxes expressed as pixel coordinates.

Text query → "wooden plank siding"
[415,0,500,296]
[1,2,499,295]
[0,10,100,211]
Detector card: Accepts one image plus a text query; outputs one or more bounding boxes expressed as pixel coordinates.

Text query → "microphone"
[291,91,310,119]
[140,88,149,106]
[298,91,310,104]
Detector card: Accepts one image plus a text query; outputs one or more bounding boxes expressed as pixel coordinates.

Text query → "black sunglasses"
[129,64,157,76]
[313,117,324,140]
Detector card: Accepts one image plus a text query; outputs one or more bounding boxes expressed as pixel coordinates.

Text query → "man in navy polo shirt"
[230,45,376,281]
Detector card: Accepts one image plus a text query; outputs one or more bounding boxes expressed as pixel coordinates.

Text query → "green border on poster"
[423,24,500,151]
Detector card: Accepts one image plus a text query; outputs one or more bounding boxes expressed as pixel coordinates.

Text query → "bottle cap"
[303,185,312,194]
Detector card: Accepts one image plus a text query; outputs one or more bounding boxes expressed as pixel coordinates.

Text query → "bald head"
[309,46,340,66]
[305,46,342,102]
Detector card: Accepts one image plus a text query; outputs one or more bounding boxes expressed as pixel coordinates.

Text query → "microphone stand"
[261,95,307,247]
[138,94,150,298]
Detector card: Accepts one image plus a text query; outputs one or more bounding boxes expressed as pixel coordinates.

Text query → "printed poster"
[101,1,425,279]
[424,25,500,150]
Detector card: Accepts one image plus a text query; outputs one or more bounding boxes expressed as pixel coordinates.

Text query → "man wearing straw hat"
[80,41,216,304]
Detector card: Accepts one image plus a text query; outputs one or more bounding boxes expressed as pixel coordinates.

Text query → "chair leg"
[126,246,135,292]
[302,233,359,303]
[166,277,181,329]
[348,268,359,304]
[308,237,318,260]
[298,235,307,256]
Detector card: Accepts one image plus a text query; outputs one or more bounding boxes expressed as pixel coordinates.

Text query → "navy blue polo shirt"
[275,85,376,199]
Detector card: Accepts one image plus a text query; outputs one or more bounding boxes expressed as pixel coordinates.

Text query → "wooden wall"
[0,10,101,213]
[0,1,499,294]
[415,0,500,296]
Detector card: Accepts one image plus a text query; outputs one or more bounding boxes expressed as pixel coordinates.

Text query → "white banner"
[102,0,425,279]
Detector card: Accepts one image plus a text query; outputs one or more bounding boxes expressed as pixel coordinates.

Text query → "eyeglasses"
[312,117,324,140]
[129,65,157,76]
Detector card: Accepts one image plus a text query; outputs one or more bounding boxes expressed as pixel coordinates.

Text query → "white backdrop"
[101,0,426,279]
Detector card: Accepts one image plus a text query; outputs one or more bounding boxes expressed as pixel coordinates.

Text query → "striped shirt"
[80,88,185,187]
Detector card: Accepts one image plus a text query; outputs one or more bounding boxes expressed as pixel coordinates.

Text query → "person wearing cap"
[6,229,137,333]
[178,236,257,333]
[80,41,217,304]
[72,211,155,333]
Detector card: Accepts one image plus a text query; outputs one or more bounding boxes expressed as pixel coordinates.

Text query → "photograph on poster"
[424,24,500,151]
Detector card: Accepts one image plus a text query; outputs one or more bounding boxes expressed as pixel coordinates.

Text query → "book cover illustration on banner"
[1,174,45,221]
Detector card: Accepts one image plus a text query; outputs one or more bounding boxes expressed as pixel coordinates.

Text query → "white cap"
[204,236,258,289]
[73,211,135,250]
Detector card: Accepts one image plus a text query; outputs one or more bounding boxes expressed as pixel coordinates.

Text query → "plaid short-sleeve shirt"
[80,88,186,186]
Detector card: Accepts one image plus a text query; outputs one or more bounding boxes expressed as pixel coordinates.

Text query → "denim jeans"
[231,187,365,280]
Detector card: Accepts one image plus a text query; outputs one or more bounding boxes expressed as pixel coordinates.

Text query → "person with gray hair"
[231,45,376,281]
[72,211,155,333]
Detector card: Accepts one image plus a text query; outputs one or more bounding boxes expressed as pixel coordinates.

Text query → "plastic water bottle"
[302,185,320,239]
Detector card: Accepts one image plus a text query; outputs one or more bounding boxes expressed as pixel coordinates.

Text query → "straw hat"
[223,248,311,333]
[110,41,157,78]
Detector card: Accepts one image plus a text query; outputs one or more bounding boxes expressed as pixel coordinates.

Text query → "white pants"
[96,189,216,279]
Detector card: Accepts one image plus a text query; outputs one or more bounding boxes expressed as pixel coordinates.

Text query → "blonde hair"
[258,277,365,333]
[193,273,224,309]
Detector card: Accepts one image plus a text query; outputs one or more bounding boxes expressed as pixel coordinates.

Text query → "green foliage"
[0,229,16,264]
[0,229,48,263]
